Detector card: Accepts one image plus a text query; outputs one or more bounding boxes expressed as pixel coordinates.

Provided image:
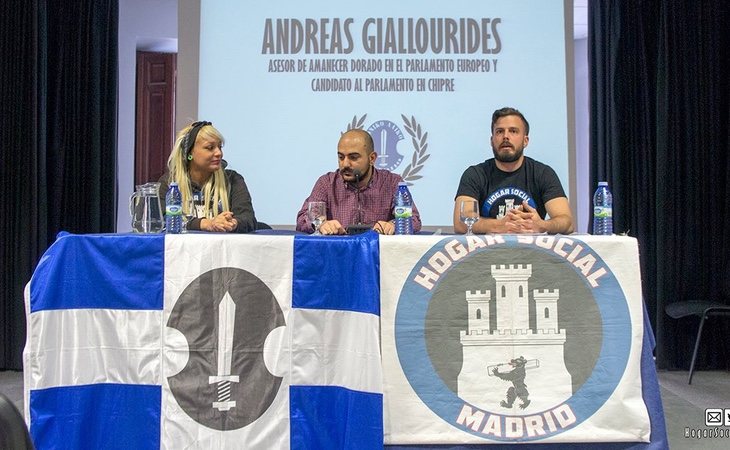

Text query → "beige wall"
[176,0,200,130]
[117,0,178,232]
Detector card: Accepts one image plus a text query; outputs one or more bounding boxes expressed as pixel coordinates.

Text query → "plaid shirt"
[296,168,422,233]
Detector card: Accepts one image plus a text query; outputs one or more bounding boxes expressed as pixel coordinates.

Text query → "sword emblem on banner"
[209,292,240,411]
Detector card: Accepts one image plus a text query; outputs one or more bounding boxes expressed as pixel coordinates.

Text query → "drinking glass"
[460,200,479,235]
[307,201,326,235]
[182,198,196,233]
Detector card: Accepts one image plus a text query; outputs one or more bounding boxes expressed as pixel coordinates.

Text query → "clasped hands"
[201,211,238,232]
[317,220,394,235]
[501,201,545,233]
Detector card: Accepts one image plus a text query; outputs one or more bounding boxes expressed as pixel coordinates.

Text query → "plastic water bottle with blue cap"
[165,182,183,234]
[394,182,414,235]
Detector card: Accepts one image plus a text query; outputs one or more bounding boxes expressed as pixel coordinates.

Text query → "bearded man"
[296,129,422,235]
[453,107,574,234]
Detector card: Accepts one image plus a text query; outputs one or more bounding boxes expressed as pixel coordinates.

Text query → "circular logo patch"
[167,267,285,430]
[367,120,405,171]
[395,235,631,441]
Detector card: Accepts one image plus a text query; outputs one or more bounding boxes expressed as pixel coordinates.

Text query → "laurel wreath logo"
[344,114,430,186]
[346,114,368,131]
[399,114,430,185]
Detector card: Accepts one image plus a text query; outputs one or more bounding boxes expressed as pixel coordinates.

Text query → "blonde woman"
[159,121,257,233]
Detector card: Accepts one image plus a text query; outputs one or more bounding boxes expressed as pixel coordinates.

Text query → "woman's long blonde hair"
[167,122,230,217]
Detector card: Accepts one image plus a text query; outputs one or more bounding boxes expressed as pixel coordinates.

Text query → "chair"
[665,301,730,384]
[0,393,34,450]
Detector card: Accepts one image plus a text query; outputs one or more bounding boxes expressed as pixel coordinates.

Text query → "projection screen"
[196,0,572,227]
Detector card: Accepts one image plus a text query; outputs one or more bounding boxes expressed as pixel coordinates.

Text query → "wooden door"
[135,51,176,186]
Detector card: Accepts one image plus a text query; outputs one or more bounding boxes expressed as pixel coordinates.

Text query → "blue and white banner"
[24,232,383,449]
[380,234,651,444]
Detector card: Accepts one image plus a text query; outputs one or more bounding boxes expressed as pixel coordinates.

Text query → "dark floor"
[658,370,730,449]
[2,369,730,448]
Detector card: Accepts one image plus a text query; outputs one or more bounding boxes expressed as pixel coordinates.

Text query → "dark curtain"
[590,1,730,369]
[0,0,118,369]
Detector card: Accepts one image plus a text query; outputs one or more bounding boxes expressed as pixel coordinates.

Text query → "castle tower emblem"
[457,264,572,412]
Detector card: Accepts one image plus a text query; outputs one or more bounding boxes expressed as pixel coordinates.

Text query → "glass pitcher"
[129,182,165,233]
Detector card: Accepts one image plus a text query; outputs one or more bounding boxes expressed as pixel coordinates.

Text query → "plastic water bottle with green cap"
[592,181,613,235]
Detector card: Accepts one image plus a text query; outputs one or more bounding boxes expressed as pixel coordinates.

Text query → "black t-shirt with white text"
[455,157,566,219]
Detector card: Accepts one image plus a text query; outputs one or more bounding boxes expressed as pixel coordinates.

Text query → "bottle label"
[167,205,183,216]
[593,206,612,218]
[394,206,412,219]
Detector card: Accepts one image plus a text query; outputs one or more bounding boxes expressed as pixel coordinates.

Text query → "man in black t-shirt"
[453,107,574,234]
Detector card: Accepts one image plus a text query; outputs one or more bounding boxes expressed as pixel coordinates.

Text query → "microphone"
[351,169,363,224]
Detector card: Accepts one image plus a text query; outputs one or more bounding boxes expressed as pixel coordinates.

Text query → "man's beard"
[492,143,524,163]
[343,163,371,184]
